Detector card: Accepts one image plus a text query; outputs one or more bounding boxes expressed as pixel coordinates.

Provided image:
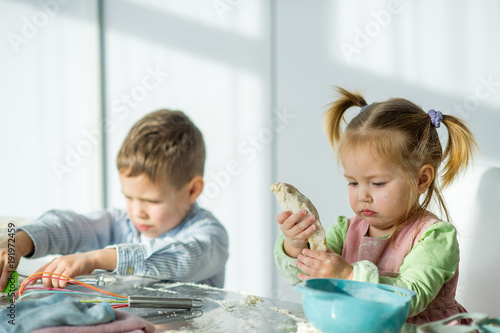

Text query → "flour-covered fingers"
[275,210,293,225]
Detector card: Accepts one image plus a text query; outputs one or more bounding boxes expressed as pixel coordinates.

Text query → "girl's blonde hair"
[325,87,477,228]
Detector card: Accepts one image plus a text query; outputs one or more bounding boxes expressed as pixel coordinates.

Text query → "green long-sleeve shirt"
[274,216,460,317]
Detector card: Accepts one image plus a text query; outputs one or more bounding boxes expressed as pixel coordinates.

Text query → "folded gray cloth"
[32,310,156,333]
[1,294,114,333]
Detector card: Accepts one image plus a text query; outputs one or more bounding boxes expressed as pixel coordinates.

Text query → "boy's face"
[119,171,193,238]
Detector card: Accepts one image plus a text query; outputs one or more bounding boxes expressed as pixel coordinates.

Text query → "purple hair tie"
[428,109,443,128]
[360,104,368,111]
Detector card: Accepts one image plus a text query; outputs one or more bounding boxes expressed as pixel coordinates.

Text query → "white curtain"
[0,0,102,220]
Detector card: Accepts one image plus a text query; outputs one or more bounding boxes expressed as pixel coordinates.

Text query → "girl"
[274,87,477,325]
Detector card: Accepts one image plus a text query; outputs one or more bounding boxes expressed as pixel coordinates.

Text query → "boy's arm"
[107,217,229,285]
[19,209,119,258]
[0,231,34,290]
[15,231,34,256]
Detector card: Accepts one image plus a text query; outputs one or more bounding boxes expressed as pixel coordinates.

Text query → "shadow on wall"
[462,167,500,316]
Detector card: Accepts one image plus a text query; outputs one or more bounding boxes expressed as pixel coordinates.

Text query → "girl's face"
[342,147,411,238]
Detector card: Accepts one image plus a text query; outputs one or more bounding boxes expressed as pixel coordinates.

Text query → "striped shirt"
[20,203,229,287]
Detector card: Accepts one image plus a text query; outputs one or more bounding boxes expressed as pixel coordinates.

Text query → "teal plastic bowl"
[296,278,416,333]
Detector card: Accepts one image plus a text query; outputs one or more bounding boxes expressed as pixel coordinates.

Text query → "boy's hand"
[34,248,117,288]
[0,240,21,291]
[295,248,354,281]
[34,253,97,288]
[276,210,317,258]
[0,231,34,291]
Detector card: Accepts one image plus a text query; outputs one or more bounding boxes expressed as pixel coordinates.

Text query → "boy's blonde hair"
[324,87,477,227]
[117,109,205,189]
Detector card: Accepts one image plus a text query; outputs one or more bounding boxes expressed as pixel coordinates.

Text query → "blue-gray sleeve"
[18,209,121,258]
[107,217,229,285]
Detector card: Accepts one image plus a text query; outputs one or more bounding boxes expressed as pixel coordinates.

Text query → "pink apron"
[341,215,470,325]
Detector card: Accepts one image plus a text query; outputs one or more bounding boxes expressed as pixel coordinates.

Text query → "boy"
[0,110,229,289]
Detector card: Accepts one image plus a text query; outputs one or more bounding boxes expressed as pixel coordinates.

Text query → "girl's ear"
[187,176,204,203]
[417,164,435,194]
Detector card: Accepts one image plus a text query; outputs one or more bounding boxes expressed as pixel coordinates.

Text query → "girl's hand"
[276,210,317,258]
[34,252,97,288]
[296,248,354,281]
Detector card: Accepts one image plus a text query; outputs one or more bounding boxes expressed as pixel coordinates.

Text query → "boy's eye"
[348,182,358,186]
[373,182,386,187]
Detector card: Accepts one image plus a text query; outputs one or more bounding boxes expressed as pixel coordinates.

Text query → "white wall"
[0,0,102,218]
[2,0,499,317]
[102,0,274,297]
[273,0,500,316]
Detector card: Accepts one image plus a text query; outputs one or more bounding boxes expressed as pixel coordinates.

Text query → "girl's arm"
[352,222,459,317]
[274,216,348,285]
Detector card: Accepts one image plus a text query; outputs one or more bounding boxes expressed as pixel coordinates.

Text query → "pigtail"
[440,115,478,189]
[324,87,367,150]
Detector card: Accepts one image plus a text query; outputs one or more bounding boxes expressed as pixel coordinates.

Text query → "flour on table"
[268,306,307,324]
[136,281,309,331]
[134,285,179,295]
[269,306,291,315]
[153,281,228,292]
[240,291,263,305]
[294,322,321,333]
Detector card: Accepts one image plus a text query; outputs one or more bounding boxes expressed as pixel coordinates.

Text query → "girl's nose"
[358,187,373,203]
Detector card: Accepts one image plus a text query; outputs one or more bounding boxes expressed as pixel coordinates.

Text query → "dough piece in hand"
[270,182,327,251]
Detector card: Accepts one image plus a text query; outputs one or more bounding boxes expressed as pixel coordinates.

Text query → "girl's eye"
[373,182,386,187]
[348,182,358,186]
